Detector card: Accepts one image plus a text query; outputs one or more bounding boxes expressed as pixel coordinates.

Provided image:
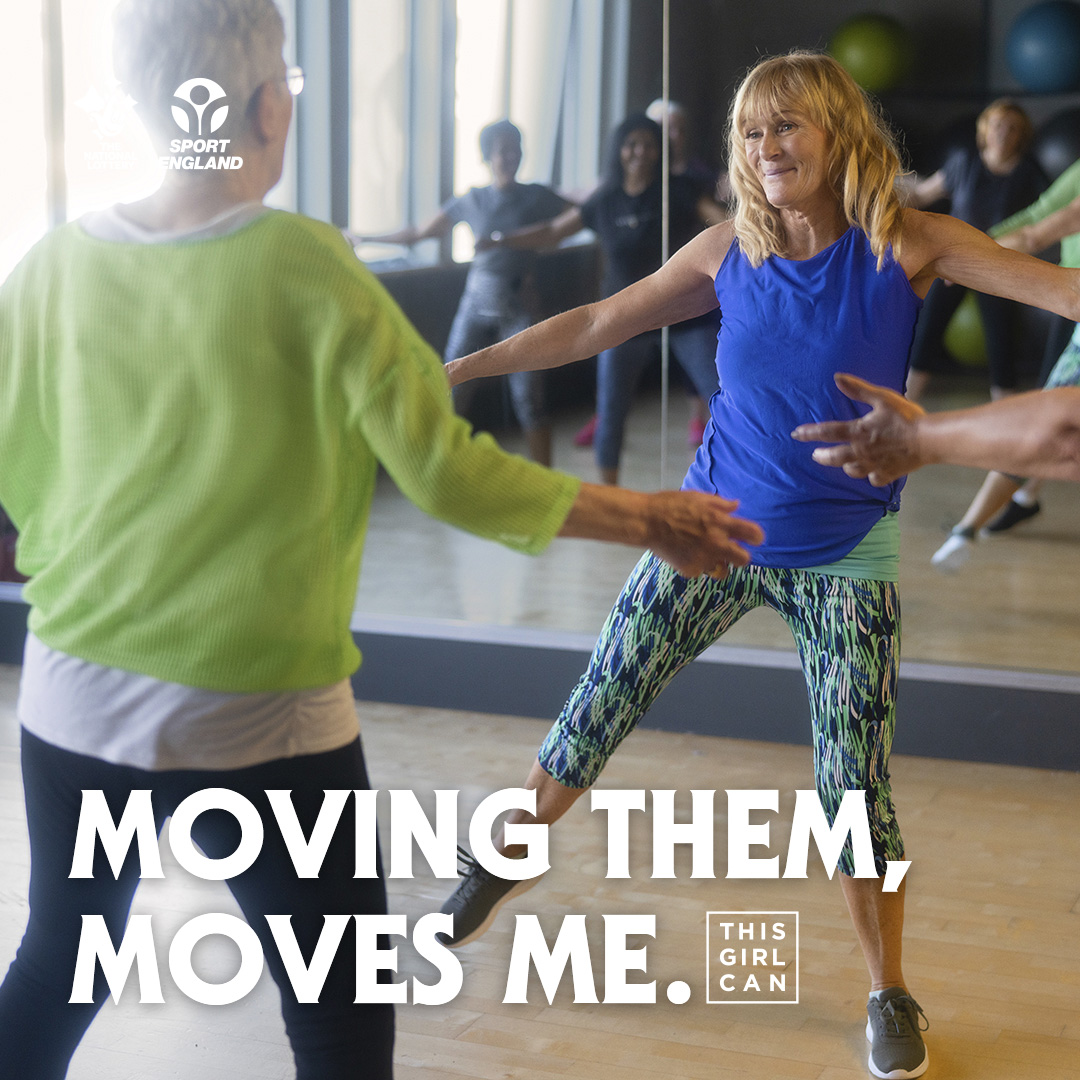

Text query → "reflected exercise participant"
[358,120,568,465]
[482,114,725,484]
[902,99,1046,402]
[923,185,1080,568]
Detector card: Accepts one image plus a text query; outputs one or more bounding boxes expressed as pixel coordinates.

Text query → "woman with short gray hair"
[112,0,287,138]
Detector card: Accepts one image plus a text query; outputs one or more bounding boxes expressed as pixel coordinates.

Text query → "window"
[348,0,410,236]
[60,0,163,225]
[350,0,613,267]
[451,0,577,261]
[1,2,49,283]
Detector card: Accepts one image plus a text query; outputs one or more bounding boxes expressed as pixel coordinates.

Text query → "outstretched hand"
[559,483,763,579]
[643,490,764,579]
[791,373,927,487]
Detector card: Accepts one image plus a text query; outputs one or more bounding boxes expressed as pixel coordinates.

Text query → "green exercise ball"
[829,13,914,93]
[943,292,987,367]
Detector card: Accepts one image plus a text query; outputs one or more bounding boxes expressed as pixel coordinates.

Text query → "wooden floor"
[355,381,1080,676]
[1,668,1077,1080]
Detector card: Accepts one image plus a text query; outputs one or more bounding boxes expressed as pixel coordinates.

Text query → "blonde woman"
[438,52,1080,1079]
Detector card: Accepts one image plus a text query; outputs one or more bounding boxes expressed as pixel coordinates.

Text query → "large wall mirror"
[2,0,1077,683]
[353,0,1080,679]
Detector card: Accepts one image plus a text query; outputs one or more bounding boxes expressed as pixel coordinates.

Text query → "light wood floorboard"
[1,669,1077,1079]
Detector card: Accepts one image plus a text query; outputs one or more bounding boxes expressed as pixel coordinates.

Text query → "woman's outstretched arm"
[353,210,453,246]
[446,222,733,386]
[478,205,585,252]
[900,207,1080,318]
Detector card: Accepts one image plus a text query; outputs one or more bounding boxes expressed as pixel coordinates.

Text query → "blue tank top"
[683,227,921,568]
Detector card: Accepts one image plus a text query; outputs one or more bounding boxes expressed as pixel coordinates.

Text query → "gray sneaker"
[865,987,929,1078]
[436,846,539,948]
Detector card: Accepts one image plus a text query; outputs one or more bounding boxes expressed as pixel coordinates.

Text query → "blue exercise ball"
[829,14,914,93]
[1007,1,1080,92]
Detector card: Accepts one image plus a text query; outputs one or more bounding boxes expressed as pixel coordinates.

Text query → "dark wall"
[623,0,1080,177]
[378,0,1080,411]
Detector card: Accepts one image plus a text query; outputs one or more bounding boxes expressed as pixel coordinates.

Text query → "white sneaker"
[931,532,973,573]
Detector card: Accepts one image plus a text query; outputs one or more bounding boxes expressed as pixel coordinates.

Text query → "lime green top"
[803,511,899,582]
[991,158,1080,268]
[0,212,580,691]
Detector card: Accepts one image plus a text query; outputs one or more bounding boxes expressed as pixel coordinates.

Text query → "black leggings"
[908,279,1023,390]
[0,731,394,1080]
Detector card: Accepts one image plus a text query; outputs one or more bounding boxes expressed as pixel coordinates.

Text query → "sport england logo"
[161,77,243,170]
[172,78,228,135]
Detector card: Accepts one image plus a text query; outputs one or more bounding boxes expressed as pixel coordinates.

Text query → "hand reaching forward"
[639,489,764,578]
[558,484,764,579]
[791,373,926,487]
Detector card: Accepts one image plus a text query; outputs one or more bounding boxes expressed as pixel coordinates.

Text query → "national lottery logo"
[161,77,243,170]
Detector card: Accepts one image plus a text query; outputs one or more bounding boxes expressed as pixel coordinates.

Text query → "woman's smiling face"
[742,110,832,212]
[619,127,661,185]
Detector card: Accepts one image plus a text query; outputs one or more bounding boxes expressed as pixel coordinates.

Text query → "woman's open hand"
[791,373,926,486]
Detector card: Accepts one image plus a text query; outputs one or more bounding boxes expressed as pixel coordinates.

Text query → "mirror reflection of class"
[2,0,1078,683]
[346,6,1080,678]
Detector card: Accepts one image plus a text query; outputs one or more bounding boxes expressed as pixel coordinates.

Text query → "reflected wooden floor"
[1,668,1077,1080]
[356,382,1080,674]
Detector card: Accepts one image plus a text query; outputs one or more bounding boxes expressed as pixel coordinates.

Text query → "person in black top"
[359,120,568,465]
[485,114,725,484]
[646,97,729,204]
[646,98,730,446]
[903,99,1047,401]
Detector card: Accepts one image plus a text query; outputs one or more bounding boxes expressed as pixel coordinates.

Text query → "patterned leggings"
[538,554,904,875]
[1044,323,1080,390]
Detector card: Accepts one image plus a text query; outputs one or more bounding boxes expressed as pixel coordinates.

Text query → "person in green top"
[0,2,762,1078]
[927,166,1080,570]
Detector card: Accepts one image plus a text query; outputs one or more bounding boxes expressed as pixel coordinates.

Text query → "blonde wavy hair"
[727,52,905,269]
